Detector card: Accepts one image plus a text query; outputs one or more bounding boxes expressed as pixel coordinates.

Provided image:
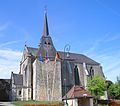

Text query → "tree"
[0,79,10,101]
[87,75,106,105]
[108,76,120,99]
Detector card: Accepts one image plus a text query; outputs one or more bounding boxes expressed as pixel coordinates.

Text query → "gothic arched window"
[74,65,80,85]
[90,66,94,78]
[19,90,21,96]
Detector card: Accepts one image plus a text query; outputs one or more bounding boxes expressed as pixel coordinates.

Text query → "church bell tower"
[33,11,62,101]
[37,11,56,60]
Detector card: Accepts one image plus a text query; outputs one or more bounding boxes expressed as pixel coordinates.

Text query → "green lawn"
[12,100,64,106]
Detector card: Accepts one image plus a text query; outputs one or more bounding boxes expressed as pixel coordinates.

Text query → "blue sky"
[0,0,120,82]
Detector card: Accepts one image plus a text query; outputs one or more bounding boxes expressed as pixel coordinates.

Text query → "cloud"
[0,40,21,48]
[0,49,22,79]
[11,24,31,42]
[102,54,119,81]
[84,32,120,82]
[104,34,120,43]
[0,23,10,32]
[86,50,120,82]
[85,32,110,54]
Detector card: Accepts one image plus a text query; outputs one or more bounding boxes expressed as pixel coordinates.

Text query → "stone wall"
[21,56,32,100]
[33,59,62,101]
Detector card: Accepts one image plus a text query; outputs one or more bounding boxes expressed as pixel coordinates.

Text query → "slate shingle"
[13,73,23,85]
[26,47,99,65]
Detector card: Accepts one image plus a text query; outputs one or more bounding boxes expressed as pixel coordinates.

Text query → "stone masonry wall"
[33,59,62,101]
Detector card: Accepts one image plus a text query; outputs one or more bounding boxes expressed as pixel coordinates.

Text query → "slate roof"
[42,11,49,36]
[12,73,23,85]
[58,51,99,65]
[63,85,92,99]
[26,47,38,56]
[26,47,99,65]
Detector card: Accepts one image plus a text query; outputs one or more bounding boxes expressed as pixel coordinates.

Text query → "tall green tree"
[87,75,106,105]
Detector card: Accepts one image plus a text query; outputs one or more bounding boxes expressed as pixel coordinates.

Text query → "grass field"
[12,100,64,106]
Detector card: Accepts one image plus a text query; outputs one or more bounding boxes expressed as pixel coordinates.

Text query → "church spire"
[37,11,56,58]
[42,10,49,36]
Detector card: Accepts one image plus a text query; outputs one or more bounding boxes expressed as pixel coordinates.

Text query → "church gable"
[38,36,56,59]
[21,46,28,63]
[26,47,38,57]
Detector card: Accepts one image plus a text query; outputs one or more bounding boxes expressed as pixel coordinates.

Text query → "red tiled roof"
[63,85,93,99]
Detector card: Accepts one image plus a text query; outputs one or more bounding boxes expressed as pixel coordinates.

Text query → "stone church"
[10,12,104,101]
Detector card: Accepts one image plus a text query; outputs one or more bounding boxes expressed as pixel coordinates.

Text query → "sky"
[0,0,120,82]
